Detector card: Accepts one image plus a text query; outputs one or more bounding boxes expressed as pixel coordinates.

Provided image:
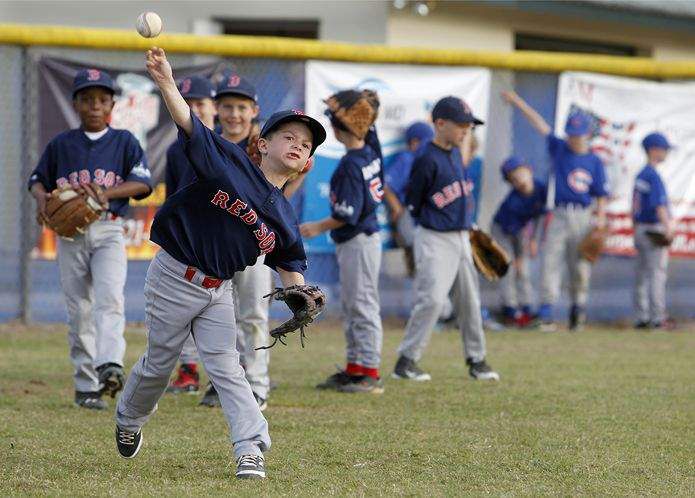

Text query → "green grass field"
[1,321,694,496]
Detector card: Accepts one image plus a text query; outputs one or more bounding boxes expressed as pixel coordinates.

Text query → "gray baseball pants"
[634,223,669,323]
[57,219,127,393]
[540,206,593,307]
[178,258,272,398]
[397,226,486,363]
[116,250,270,458]
[491,222,533,309]
[335,232,383,369]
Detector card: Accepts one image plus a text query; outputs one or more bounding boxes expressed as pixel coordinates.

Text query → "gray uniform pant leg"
[634,224,669,323]
[456,233,486,362]
[566,208,593,306]
[335,233,383,369]
[540,212,567,305]
[232,257,272,399]
[116,251,269,458]
[396,211,416,248]
[397,227,462,362]
[57,220,127,392]
[491,223,519,309]
[178,334,198,364]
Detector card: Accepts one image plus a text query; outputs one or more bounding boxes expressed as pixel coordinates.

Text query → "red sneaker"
[166,363,200,394]
[515,312,536,328]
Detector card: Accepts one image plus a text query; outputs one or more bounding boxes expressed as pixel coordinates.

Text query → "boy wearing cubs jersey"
[633,133,673,329]
[393,96,499,382]
[114,48,326,479]
[491,157,547,327]
[503,91,608,331]
[300,89,385,394]
[28,69,152,410]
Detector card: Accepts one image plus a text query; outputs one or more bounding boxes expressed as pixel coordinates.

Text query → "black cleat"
[392,355,431,381]
[97,363,125,398]
[74,391,107,410]
[316,369,354,390]
[115,426,143,459]
[466,358,500,381]
[199,383,221,407]
[236,454,266,479]
[634,320,651,329]
[338,375,384,394]
[253,392,268,411]
[568,305,587,332]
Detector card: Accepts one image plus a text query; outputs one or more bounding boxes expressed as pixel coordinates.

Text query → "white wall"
[0,0,389,43]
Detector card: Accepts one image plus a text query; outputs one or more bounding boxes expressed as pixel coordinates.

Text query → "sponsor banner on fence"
[303,61,490,253]
[556,71,695,258]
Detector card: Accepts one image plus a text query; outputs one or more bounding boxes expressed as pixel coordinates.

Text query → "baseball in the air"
[136,12,163,38]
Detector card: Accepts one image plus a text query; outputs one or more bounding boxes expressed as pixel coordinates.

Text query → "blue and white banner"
[303,60,491,253]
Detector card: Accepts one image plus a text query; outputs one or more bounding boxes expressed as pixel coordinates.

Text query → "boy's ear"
[252,104,260,119]
[257,136,269,155]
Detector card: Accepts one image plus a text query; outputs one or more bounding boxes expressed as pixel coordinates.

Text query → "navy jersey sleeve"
[264,232,308,274]
[589,157,609,198]
[405,155,434,217]
[330,163,364,226]
[164,146,179,198]
[122,133,153,199]
[28,141,55,191]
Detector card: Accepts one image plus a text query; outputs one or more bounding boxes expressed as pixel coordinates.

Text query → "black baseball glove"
[257,285,326,349]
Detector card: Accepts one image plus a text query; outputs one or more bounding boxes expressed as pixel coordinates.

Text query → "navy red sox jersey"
[329,130,384,244]
[28,128,152,216]
[165,135,248,197]
[632,165,669,224]
[493,179,548,235]
[406,142,475,232]
[547,134,608,207]
[151,113,306,279]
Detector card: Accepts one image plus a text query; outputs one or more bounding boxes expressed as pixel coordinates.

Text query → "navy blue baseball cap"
[642,132,671,151]
[432,96,484,126]
[500,156,530,179]
[72,68,115,98]
[260,110,327,156]
[405,121,434,143]
[215,74,257,102]
[178,76,215,100]
[564,111,591,136]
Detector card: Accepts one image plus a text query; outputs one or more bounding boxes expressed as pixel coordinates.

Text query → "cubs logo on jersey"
[567,168,593,194]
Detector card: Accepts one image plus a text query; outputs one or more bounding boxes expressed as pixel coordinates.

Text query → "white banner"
[556,71,695,257]
[303,60,491,252]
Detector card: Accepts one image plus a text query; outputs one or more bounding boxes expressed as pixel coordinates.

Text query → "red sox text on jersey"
[210,189,276,254]
[432,179,474,210]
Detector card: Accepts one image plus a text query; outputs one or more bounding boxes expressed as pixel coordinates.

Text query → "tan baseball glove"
[578,226,609,263]
[469,228,511,281]
[43,184,105,239]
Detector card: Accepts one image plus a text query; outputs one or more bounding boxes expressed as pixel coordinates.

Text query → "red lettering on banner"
[210,190,230,209]
[227,199,247,216]
[240,209,258,225]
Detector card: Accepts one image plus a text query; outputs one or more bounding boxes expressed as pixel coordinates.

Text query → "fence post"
[19,47,35,325]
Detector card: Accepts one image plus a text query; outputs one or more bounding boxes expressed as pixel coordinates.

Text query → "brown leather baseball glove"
[324,89,379,140]
[578,226,609,263]
[645,230,673,247]
[469,228,511,281]
[257,285,326,349]
[44,184,105,239]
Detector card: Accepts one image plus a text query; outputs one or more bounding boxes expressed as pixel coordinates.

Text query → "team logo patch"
[292,109,305,115]
[567,168,592,194]
[228,75,240,87]
[87,69,101,81]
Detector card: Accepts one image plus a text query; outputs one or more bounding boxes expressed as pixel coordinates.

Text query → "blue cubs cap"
[405,121,434,143]
[215,74,257,102]
[642,132,671,151]
[72,68,115,98]
[500,156,530,179]
[260,109,327,156]
[564,111,591,136]
[432,96,484,126]
[178,76,215,100]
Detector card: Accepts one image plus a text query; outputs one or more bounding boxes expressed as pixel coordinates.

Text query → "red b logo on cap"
[292,109,305,115]
[228,75,240,87]
[87,69,101,81]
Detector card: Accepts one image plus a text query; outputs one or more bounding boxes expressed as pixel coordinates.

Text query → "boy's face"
[647,147,669,164]
[186,97,217,128]
[258,121,313,173]
[73,87,114,132]
[407,137,421,152]
[508,166,534,196]
[434,118,471,147]
[216,95,259,138]
[567,134,589,154]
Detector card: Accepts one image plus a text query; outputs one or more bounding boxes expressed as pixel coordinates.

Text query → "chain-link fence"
[2,43,694,324]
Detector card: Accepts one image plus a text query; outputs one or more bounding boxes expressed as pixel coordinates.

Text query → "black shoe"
[316,369,354,390]
[97,363,125,398]
[253,392,268,411]
[466,358,500,381]
[74,391,107,410]
[634,320,651,329]
[338,375,385,394]
[569,305,587,332]
[199,383,221,407]
[236,454,266,479]
[115,425,143,459]
[392,356,431,381]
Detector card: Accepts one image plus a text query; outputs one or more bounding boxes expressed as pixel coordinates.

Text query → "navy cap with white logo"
[72,68,115,98]
[432,96,484,126]
[215,74,258,102]
[260,109,327,156]
[178,76,215,100]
